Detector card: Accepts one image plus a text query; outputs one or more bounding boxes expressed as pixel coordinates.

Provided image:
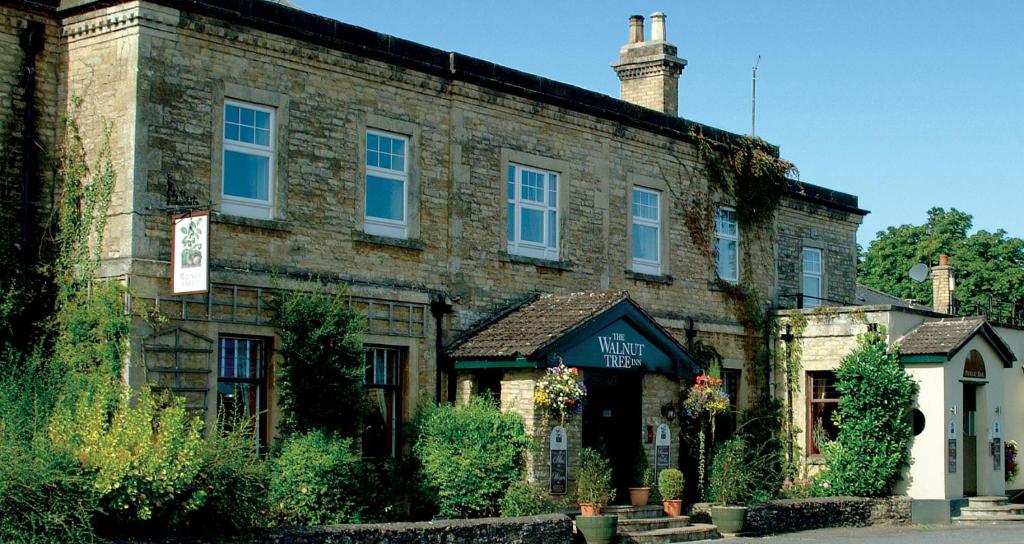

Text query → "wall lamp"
[780,324,794,344]
[661,401,677,422]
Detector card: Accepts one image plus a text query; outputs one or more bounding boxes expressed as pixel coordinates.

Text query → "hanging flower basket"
[534,362,587,427]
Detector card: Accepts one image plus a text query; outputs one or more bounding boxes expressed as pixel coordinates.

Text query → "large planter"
[662,499,683,517]
[575,514,618,544]
[710,505,748,533]
[628,487,651,506]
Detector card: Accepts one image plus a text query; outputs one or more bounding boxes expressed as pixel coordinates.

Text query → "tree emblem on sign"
[179,218,203,268]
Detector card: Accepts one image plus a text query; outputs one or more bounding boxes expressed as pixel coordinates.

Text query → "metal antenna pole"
[752,55,761,137]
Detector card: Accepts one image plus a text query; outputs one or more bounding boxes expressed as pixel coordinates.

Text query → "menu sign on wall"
[655,423,671,484]
[171,211,209,295]
[549,426,567,495]
[948,421,957,474]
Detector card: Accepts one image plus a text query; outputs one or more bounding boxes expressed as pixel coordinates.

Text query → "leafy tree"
[821,331,918,496]
[859,207,1024,312]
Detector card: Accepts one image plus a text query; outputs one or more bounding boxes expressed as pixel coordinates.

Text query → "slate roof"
[899,317,1016,364]
[448,291,629,360]
[855,284,931,311]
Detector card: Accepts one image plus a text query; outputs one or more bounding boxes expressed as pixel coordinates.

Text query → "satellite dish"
[909,263,929,283]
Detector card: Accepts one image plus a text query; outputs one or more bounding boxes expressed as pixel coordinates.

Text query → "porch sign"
[171,211,209,295]
[560,320,674,374]
[654,424,670,484]
[993,421,1003,471]
[549,426,568,495]
[948,421,957,474]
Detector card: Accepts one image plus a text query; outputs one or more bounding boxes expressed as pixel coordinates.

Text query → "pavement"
[716,524,1024,543]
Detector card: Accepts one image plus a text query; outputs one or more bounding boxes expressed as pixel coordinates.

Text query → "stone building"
[2,0,865,499]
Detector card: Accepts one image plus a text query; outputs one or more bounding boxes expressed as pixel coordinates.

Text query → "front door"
[964,383,978,496]
[582,371,642,504]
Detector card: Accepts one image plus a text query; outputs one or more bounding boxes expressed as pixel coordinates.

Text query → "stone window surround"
[358,115,422,241]
[715,205,740,283]
[500,149,571,262]
[211,83,290,223]
[626,173,672,278]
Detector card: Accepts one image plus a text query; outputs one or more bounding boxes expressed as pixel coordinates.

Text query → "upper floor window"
[222,101,274,219]
[507,163,558,260]
[715,207,739,282]
[364,346,402,458]
[632,187,661,275]
[365,130,409,239]
[802,247,823,308]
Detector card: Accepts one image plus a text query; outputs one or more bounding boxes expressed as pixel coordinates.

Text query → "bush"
[822,332,918,497]
[500,481,556,517]
[413,397,532,518]
[269,431,365,526]
[708,438,756,505]
[272,286,366,439]
[576,447,615,508]
[657,468,685,501]
[54,282,130,377]
[779,476,832,499]
[49,380,206,527]
[734,401,785,502]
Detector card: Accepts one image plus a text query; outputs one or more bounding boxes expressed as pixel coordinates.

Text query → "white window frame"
[802,247,823,308]
[221,99,275,220]
[631,187,661,275]
[364,129,410,239]
[507,163,559,261]
[715,206,740,283]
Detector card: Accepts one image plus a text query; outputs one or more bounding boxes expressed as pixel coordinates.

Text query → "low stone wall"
[116,514,573,544]
[690,496,911,535]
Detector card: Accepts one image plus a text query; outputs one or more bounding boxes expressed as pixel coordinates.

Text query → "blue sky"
[298,1,1023,247]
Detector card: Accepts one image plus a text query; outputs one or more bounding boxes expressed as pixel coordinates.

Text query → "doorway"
[582,371,642,504]
[964,383,978,496]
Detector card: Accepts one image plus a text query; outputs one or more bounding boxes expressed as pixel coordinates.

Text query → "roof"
[449,291,629,360]
[899,317,1016,365]
[51,0,863,215]
[855,284,931,311]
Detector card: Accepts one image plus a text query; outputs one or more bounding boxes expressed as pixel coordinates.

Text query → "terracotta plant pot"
[578,503,603,516]
[662,499,683,517]
[575,514,618,544]
[710,505,748,533]
[628,487,651,506]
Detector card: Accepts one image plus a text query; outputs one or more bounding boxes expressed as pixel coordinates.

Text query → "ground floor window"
[364,346,403,458]
[807,371,838,455]
[217,335,268,451]
[715,369,741,441]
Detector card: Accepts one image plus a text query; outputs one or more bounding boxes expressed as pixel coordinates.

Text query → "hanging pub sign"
[171,211,209,295]
[655,423,671,484]
[549,426,568,495]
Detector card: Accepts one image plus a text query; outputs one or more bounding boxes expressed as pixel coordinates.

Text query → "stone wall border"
[690,496,912,536]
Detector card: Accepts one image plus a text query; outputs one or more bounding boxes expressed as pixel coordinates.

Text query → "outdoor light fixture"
[780,324,794,344]
[661,401,677,421]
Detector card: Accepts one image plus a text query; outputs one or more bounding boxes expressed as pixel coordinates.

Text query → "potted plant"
[708,438,753,533]
[628,445,654,506]
[574,448,617,544]
[657,468,685,517]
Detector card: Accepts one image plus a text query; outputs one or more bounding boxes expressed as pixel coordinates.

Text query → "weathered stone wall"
[690,496,911,535]
[776,197,862,308]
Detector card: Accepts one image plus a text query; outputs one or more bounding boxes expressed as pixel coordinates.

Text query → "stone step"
[605,505,665,520]
[960,504,1024,516]
[967,495,1009,507]
[953,514,1024,524]
[618,515,691,531]
[616,523,719,544]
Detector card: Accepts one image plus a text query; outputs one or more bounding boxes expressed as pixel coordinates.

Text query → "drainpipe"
[19,21,44,275]
[430,294,453,404]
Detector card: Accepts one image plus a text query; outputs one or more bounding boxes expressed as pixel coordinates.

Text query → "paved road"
[716,524,1024,543]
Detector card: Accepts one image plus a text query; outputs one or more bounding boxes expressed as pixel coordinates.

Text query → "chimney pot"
[650,12,667,41]
[939,254,949,266]
[629,15,645,44]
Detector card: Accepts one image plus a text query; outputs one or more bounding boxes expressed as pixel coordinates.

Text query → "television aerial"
[909,263,929,283]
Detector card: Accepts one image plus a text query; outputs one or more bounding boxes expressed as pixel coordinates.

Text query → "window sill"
[212,212,291,233]
[355,232,425,251]
[500,251,574,272]
[625,270,673,285]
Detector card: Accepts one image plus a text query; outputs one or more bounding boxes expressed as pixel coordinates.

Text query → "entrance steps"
[953,496,1024,524]
[604,505,719,543]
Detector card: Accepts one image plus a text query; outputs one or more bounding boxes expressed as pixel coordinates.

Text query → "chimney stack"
[611,11,687,116]
[932,254,956,315]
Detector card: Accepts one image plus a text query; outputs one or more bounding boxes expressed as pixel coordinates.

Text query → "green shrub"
[54,282,129,377]
[272,286,366,439]
[269,430,365,526]
[500,481,556,517]
[413,397,532,518]
[708,438,756,505]
[657,468,684,501]
[49,380,206,526]
[780,475,832,499]
[576,447,615,508]
[822,332,918,497]
[734,401,785,502]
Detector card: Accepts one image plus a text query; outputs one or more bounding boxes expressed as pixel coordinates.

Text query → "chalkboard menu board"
[655,424,671,483]
[948,439,957,474]
[549,426,568,495]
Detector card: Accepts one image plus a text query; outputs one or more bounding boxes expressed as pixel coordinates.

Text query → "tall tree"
[859,207,1024,314]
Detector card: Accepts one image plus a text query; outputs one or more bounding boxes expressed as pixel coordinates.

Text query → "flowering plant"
[683,374,730,419]
[534,362,587,426]
[1007,440,1019,483]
